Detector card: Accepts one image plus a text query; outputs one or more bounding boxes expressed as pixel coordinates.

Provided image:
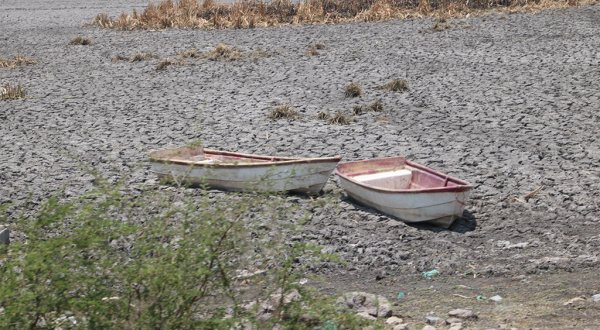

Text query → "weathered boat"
[149,146,341,194]
[335,157,473,227]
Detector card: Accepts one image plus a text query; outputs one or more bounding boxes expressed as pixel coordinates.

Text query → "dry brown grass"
[306,42,325,56]
[92,0,591,30]
[112,52,156,62]
[328,111,352,125]
[178,48,201,58]
[353,99,384,115]
[0,83,25,100]
[0,56,36,68]
[317,111,330,120]
[344,82,362,98]
[267,104,301,120]
[204,43,242,61]
[383,79,409,92]
[156,58,183,70]
[69,36,93,45]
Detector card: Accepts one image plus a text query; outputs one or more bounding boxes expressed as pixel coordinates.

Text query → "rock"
[356,311,377,321]
[563,297,585,306]
[447,309,477,320]
[337,292,392,318]
[425,316,443,325]
[592,294,600,302]
[362,326,375,330]
[422,325,436,330]
[446,317,463,324]
[393,324,409,330]
[489,295,503,302]
[0,227,9,245]
[386,316,404,325]
[448,323,463,330]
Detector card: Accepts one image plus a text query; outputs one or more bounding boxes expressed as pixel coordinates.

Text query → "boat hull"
[335,157,472,228]
[149,147,340,194]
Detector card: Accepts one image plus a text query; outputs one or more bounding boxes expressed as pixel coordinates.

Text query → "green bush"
[0,179,373,329]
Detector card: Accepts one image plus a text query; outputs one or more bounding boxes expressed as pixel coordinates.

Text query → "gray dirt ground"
[1,0,600,328]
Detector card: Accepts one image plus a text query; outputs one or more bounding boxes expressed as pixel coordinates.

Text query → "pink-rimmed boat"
[149,146,341,194]
[335,157,473,228]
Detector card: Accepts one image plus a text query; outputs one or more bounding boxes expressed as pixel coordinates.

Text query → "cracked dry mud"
[1,0,600,327]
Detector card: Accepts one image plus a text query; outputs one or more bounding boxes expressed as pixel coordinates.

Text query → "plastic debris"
[489,295,503,302]
[421,269,440,279]
[476,295,486,301]
[592,294,600,302]
[397,291,406,300]
[317,320,338,330]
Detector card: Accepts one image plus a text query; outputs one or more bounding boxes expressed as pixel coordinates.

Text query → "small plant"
[111,54,129,62]
[130,52,155,62]
[0,83,25,100]
[204,43,241,61]
[317,111,330,120]
[432,18,451,31]
[178,48,200,59]
[156,58,181,70]
[268,104,300,120]
[69,36,93,45]
[344,82,362,98]
[0,55,35,68]
[306,43,324,56]
[369,99,384,112]
[352,105,364,115]
[383,79,409,92]
[328,111,352,125]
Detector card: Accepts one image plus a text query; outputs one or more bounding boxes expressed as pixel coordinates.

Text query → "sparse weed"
[156,58,182,70]
[383,79,409,92]
[0,56,35,68]
[432,18,452,31]
[328,111,352,125]
[0,83,25,100]
[352,99,384,115]
[352,105,364,115]
[204,43,241,61]
[369,99,384,112]
[317,111,330,120]
[111,54,129,62]
[306,46,320,56]
[344,82,362,98]
[178,48,200,58]
[69,36,93,45]
[131,52,156,61]
[268,104,301,120]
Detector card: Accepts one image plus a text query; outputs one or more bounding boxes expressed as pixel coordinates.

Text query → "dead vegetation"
[156,58,183,70]
[306,43,325,56]
[317,111,330,120]
[353,99,384,115]
[344,82,362,98]
[178,48,201,59]
[112,52,157,62]
[204,43,242,61]
[328,111,352,125]
[0,83,26,100]
[383,79,409,92]
[432,17,452,31]
[92,0,588,30]
[69,36,93,45]
[0,56,36,68]
[267,104,301,120]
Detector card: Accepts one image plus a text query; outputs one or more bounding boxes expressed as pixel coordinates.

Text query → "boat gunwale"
[335,156,473,194]
[149,148,342,168]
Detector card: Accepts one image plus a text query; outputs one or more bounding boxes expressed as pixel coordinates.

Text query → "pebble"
[592,294,600,302]
[446,317,463,324]
[386,316,404,325]
[425,316,443,325]
[448,323,464,330]
[448,309,477,320]
[422,325,436,330]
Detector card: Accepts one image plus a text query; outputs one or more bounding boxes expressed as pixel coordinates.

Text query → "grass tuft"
[383,79,409,92]
[344,82,362,98]
[178,48,200,58]
[156,58,182,70]
[111,54,129,62]
[353,99,384,115]
[268,104,301,120]
[369,99,384,112]
[0,83,26,100]
[0,56,36,68]
[432,18,451,31]
[69,36,93,45]
[204,43,241,61]
[352,105,364,115]
[317,111,330,120]
[131,52,156,62]
[328,111,352,125]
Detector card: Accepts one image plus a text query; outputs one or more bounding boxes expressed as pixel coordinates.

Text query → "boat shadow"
[340,196,477,233]
[409,210,477,233]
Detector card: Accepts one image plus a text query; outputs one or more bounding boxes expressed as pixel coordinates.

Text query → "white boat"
[149,146,341,194]
[335,157,473,228]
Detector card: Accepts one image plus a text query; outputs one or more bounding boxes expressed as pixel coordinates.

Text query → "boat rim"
[149,148,342,167]
[335,156,473,194]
